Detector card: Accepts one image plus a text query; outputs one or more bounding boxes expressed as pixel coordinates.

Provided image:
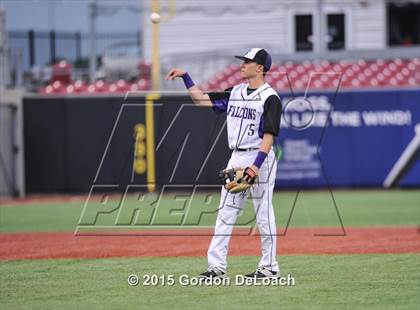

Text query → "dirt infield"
[1,227,419,260]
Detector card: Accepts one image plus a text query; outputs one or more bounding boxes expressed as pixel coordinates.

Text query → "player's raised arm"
[165,68,212,107]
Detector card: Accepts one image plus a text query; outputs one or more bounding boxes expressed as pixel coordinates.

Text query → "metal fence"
[8,30,142,71]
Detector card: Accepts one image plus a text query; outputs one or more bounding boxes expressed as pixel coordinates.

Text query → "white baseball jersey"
[209,82,282,149]
[226,83,279,149]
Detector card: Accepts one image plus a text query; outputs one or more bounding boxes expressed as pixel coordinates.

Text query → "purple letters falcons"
[227,105,257,120]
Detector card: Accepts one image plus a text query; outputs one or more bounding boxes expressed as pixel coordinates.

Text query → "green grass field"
[1,255,419,310]
[1,190,419,309]
[0,190,418,232]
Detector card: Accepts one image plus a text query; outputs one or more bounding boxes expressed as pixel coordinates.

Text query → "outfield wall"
[23,89,420,193]
[277,89,420,188]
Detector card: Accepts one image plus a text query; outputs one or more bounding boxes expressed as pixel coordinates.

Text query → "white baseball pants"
[207,149,279,273]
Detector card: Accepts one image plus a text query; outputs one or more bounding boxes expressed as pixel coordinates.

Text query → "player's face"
[240,60,262,79]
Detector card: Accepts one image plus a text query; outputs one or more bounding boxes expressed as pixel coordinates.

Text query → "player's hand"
[243,165,258,185]
[165,68,186,80]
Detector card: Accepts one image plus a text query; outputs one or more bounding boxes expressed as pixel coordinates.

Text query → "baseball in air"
[150,12,161,24]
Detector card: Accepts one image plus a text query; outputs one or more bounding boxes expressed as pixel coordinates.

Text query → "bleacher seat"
[38,61,152,95]
[202,58,419,91]
[38,58,418,95]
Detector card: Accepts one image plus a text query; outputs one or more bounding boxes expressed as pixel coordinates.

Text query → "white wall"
[142,0,388,83]
[352,0,386,50]
[142,0,387,60]
[143,0,289,59]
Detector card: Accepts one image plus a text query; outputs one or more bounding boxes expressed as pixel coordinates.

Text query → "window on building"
[388,2,420,46]
[295,15,313,51]
[327,14,345,50]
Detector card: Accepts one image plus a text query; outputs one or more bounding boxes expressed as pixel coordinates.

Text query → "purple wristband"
[182,72,195,89]
[253,151,268,169]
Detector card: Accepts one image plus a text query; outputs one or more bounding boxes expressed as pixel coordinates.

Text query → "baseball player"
[166,48,281,279]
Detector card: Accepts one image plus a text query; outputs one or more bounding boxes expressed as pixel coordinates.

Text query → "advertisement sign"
[276,90,420,187]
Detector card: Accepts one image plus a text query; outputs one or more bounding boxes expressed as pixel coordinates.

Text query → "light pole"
[48,0,56,30]
[146,0,176,192]
[316,0,325,54]
[150,0,176,91]
[151,0,160,91]
[89,0,97,83]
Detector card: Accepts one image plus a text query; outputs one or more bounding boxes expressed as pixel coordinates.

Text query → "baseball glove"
[218,167,257,194]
